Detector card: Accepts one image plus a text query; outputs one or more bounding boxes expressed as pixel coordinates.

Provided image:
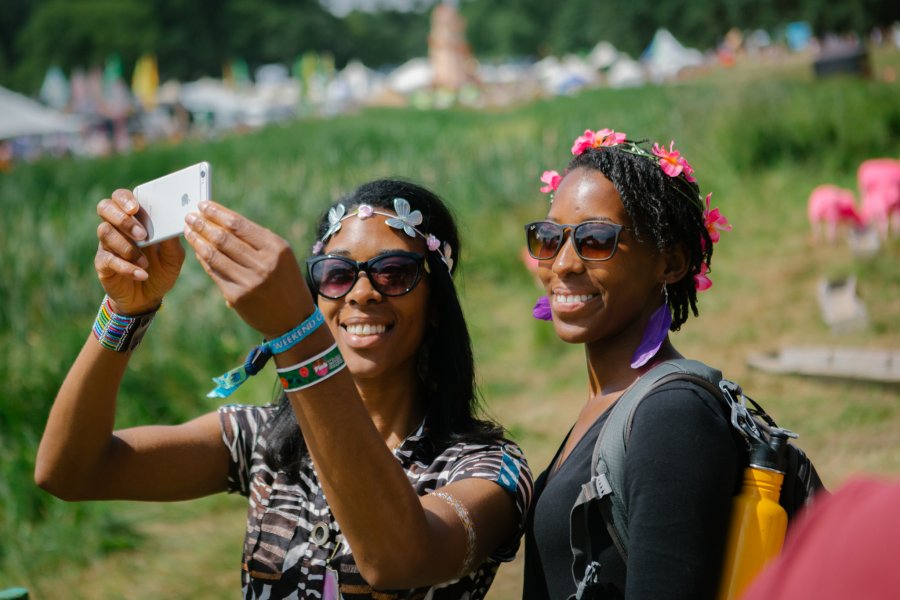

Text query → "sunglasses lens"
[309,252,424,299]
[527,222,563,259]
[575,223,619,260]
[311,258,357,299]
[368,254,421,296]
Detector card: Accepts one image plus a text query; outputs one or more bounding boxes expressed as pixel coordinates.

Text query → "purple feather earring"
[532,296,552,321]
[630,284,672,369]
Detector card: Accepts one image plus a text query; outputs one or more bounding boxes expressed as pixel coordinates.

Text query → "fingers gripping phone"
[133,161,212,247]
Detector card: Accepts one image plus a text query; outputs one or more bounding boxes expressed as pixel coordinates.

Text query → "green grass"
[2,49,900,597]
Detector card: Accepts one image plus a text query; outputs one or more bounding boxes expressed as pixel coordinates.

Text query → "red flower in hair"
[694,262,713,291]
[540,170,562,193]
[702,193,732,244]
[571,128,627,155]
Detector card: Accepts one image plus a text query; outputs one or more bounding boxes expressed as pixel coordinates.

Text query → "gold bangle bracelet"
[432,490,477,577]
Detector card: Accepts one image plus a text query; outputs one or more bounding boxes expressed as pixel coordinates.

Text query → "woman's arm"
[184,200,527,589]
[35,189,230,501]
[291,380,521,588]
[35,341,228,501]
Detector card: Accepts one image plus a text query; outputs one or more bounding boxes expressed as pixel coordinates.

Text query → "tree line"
[1,0,896,94]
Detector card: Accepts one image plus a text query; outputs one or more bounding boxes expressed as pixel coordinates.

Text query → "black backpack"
[569,359,827,600]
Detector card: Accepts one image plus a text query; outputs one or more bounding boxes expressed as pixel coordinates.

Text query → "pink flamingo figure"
[858,158,900,240]
[807,184,864,244]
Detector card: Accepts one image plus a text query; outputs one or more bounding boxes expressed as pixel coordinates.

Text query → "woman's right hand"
[95,188,185,314]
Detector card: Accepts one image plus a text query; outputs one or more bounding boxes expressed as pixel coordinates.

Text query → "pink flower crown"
[540,128,731,291]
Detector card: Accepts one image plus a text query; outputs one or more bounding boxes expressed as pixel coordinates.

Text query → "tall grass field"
[2,50,899,598]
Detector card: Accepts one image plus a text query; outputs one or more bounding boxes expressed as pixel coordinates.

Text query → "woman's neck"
[354,367,425,449]
[584,336,682,400]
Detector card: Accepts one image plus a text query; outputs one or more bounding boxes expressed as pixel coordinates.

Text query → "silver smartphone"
[133,161,212,247]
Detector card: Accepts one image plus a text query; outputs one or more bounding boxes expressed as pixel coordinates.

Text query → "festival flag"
[132,53,159,112]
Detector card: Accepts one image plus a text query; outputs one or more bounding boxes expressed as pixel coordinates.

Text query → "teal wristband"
[266,307,325,354]
[207,307,326,399]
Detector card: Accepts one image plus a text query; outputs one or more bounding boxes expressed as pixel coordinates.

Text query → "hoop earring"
[630,283,672,369]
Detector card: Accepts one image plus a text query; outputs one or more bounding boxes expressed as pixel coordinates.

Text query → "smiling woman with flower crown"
[521,129,739,600]
[35,178,532,599]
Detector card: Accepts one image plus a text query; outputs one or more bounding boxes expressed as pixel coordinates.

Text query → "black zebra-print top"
[219,403,533,600]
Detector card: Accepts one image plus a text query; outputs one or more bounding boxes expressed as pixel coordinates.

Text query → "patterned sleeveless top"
[219,404,533,600]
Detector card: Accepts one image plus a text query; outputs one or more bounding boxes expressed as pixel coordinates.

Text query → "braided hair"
[567,145,713,330]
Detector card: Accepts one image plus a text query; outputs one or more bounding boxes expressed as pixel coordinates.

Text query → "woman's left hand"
[184,201,315,338]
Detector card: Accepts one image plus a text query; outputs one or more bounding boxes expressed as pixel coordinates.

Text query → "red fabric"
[740,477,900,600]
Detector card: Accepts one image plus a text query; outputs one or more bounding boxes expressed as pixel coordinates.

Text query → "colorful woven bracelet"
[432,490,477,577]
[276,343,346,393]
[91,295,158,354]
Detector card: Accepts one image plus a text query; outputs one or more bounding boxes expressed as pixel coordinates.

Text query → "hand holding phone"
[134,162,212,247]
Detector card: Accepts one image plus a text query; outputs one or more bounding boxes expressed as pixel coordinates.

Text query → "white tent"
[327,60,384,105]
[385,58,432,94]
[179,78,248,129]
[641,29,704,82]
[534,55,598,96]
[607,55,646,88]
[588,41,619,70]
[0,85,82,140]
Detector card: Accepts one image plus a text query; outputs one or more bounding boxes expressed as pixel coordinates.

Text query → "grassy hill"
[2,49,899,598]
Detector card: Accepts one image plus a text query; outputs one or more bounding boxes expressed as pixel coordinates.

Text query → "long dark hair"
[567,146,713,330]
[264,178,503,477]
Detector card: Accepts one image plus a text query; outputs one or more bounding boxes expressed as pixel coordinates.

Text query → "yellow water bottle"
[716,430,791,600]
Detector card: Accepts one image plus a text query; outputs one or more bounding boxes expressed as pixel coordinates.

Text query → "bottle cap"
[749,429,792,472]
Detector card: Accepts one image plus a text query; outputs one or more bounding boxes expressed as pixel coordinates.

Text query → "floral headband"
[311,197,454,272]
[539,127,731,291]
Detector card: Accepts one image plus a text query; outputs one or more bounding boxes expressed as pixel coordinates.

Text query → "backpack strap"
[569,359,722,597]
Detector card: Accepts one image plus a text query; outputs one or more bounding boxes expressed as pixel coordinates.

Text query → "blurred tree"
[460,0,555,59]
[546,0,620,56]
[0,0,34,88]
[222,0,345,71]
[342,9,430,68]
[3,0,899,94]
[864,0,900,33]
[679,1,725,51]
[543,0,665,57]
[15,0,157,94]
[721,0,781,32]
[150,0,231,82]
[802,0,873,37]
[461,0,900,58]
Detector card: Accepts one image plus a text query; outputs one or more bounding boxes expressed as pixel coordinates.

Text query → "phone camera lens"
[200,170,207,178]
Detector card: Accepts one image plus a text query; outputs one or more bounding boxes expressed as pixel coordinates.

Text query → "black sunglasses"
[525,220,625,262]
[306,251,426,300]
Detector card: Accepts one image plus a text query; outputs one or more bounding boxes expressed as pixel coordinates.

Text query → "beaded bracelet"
[432,490,477,578]
[276,343,346,392]
[207,307,325,399]
[92,295,158,354]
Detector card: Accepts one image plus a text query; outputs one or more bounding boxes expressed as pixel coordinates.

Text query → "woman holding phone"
[36,177,532,599]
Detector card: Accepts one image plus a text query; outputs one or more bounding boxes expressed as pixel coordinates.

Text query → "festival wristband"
[207,307,326,399]
[92,295,158,354]
[266,307,325,354]
[276,343,346,392]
